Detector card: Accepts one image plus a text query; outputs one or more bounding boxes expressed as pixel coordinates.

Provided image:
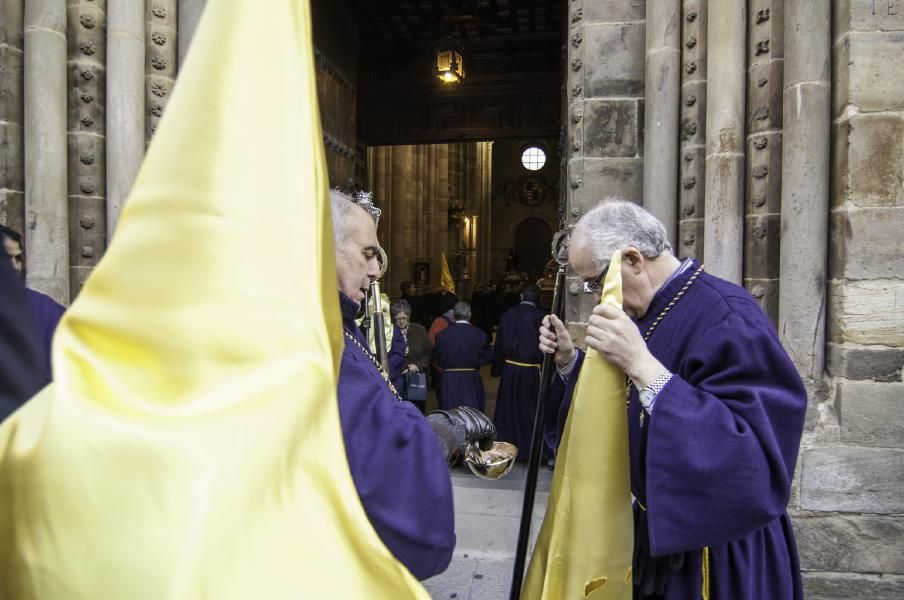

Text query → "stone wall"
[0,0,24,237]
[562,1,903,597]
[792,1,904,597]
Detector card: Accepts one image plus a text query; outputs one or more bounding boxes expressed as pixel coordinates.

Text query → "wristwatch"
[639,370,673,411]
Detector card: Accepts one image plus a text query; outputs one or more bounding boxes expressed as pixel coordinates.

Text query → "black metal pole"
[509,266,567,600]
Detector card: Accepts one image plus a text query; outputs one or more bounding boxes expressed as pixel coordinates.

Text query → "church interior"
[312,0,565,302]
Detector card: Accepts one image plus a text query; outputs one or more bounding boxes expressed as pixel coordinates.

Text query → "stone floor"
[423,462,553,600]
[422,364,554,600]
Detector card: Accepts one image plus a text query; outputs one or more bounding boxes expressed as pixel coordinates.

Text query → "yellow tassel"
[702,547,711,600]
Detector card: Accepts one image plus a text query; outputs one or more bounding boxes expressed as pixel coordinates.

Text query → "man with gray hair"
[433,300,495,411]
[330,190,496,580]
[539,199,806,599]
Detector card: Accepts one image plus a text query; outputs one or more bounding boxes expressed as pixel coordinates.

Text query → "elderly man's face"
[3,237,24,276]
[336,207,381,304]
[569,240,651,319]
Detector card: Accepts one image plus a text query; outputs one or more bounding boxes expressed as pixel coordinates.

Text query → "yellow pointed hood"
[0,0,428,597]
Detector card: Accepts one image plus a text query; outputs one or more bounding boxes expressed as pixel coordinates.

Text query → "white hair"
[452,301,471,321]
[572,199,673,270]
[330,189,362,248]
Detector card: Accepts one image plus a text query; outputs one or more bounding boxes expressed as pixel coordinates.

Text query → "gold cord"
[702,546,711,600]
[343,330,402,399]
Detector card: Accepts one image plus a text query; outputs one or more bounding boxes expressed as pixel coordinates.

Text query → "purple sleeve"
[645,315,806,556]
[479,330,495,366]
[1,263,44,420]
[338,346,455,579]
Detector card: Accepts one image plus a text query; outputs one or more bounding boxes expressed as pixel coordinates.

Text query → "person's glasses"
[582,263,610,294]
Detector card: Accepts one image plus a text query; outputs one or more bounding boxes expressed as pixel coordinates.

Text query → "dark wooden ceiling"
[348,0,563,45]
[343,0,565,145]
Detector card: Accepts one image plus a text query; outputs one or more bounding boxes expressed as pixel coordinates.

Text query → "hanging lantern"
[436,37,465,84]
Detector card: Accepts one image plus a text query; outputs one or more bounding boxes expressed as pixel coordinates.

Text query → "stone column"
[67,0,107,299]
[743,0,784,323]
[146,0,177,143]
[106,0,145,239]
[0,0,25,235]
[24,0,69,304]
[566,0,645,321]
[678,0,708,260]
[177,0,205,68]
[703,0,746,284]
[779,0,830,382]
[643,0,681,246]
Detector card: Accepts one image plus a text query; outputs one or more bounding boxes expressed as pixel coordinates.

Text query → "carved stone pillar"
[704,0,746,284]
[779,0,830,382]
[643,0,681,246]
[145,0,177,143]
[67,0,107,299]
[678,0,707,260]
[177,0,205,68]
[566,0,646,321]
[743,0,784,322]
[0,0,25,235]
[25,0,69,303]
[106,0,144,239]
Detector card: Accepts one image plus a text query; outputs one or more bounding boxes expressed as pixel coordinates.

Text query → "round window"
[521,146,546,171]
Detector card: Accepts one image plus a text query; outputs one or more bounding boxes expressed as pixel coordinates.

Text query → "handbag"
[404,371,428,402]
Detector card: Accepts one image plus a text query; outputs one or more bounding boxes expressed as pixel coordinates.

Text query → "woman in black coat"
[390,300,432,413]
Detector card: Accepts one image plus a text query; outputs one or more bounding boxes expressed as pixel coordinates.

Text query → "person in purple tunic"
[433,301,495,412]
[492,284,547,459]
[538,199,807,599]
[0,257,44,422]
[1,225,65,384]
[330,190,497,580]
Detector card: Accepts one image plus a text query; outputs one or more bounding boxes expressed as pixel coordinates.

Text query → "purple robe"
[336,292,455,580]
[433,322,494,411]
[24,288,65,383]
[550,261,806,599]
[1,262,43,421]
[389,323,406,392]
[493,302,547,457]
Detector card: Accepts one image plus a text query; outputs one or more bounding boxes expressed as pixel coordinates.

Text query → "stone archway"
[513,217,553,282]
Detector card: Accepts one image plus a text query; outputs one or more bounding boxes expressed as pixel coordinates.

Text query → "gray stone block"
[580,157,643,202]
[68,195,105,268]
[801,446,904,513]
[827,343,904,382]
[0,190,25,233]
[0,122,23,190]
[0,0,23,48]
[830,207,904,280]
[583,22,645,98]
[835,0,904,39]
[745,131,782,214]
[803,571,904,600]
[743,213,780,280]
[680,80,707,146]
[582,0,645,23]
[677,218,704,261]
[842,113,904,208]
[836,32,904,114]
[837,382,904,447]
[742,277,778,326]
[66,132,105,199]
[66,4,106,70]
[747,59,784,133]
[828,280,904,346]
[0,44,24,123]
[146,23,177,80]
[67,62,106,135]
[583,100,639,158]
[795,514,904,574]
[749,0,784,59]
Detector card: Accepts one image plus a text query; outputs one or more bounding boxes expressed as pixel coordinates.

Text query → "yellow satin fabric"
[523,250,633,600]
[0,1,427,598]
[440,252,456,294]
